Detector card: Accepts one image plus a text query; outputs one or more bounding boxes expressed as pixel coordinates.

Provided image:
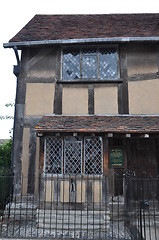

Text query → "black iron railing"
[125,176,159,240]
[0,174,159,239]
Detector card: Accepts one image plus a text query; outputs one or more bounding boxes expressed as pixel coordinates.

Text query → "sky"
[0,0,158,139]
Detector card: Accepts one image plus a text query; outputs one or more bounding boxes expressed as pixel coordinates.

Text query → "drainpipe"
[10,46,20,174]
[13,46,20,77]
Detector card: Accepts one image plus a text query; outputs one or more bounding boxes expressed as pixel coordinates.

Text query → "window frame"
[60,45,120,82]
[44,135,103,176]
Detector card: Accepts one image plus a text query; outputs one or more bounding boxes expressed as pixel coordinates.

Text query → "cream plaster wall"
[127,45,158,76]
[21,128,30,195]
[62,87,88,115]
[129,79,159,114]
[25,83,55,116]
[94,85,118,114]
[27,49,56,78]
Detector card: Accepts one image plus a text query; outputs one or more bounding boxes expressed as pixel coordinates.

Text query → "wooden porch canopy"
[35,115,159,135]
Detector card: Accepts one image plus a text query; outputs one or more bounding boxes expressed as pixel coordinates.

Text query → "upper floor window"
[62,47,119,81]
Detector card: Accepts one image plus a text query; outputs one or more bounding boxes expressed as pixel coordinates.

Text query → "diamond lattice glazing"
[62,50,80,80]
[99,49,118,80]
[82,49,97,79]
[64,137,82,175]
[62,48,118,81]
[45,137,63,174]
[84,137,103,175]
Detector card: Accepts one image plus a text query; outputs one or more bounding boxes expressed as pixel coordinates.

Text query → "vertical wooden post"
[118,44,129,114]
[88,85,94,115]
[12,48,29,194]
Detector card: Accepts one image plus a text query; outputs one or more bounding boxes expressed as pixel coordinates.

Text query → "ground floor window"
[44,136,103,175]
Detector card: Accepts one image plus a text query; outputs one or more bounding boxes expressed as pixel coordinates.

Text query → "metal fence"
[0,174,159,239]
[125,175,159,240]
[0,174,13,216]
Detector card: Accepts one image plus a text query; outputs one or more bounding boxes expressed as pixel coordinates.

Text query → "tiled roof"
[9,14,159,43]
[35,115,159,134]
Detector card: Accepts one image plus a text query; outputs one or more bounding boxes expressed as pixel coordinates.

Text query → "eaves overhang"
[3,36,159,49]
[34,115,159,135]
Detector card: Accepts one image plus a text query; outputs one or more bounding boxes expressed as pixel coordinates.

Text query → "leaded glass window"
[45,137,63,174]
[62,50,80,80]
[62,48,119,80]
[64,137,82,174]
[82,49,98,79]
[99,48,118,80]
[84,137,103,175]
[44,136,103,175]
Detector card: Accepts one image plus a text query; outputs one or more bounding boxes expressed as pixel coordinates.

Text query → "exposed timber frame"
[54,49,62,114]
[88,85,94,115]
[128,72,159,81]
[118,44,129,114]
[11,48,29,193]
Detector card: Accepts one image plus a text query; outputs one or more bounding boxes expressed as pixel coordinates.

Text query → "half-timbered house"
[3,13,159,218]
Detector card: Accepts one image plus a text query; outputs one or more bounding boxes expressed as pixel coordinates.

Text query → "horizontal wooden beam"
[26,77,56,83]
[128,72,159,81]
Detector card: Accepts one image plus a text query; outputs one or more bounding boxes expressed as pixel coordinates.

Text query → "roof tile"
[9,14,159,42]
[35,115,159,134]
